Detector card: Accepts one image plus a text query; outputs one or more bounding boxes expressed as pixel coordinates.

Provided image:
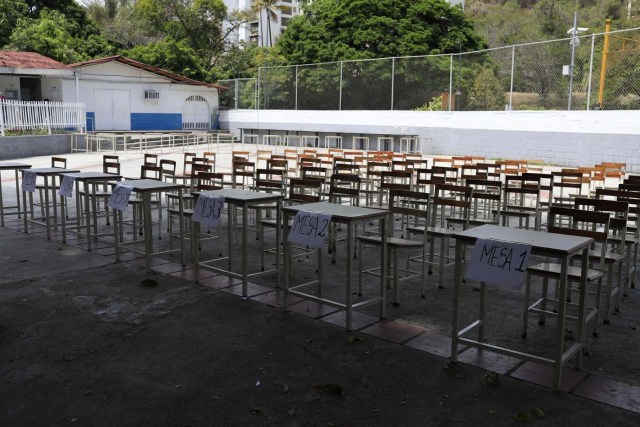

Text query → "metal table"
[59,172,122,250]
[0,162,31,226]
[193,189,282,298]
[21,167,81,239]
[451,224,593,390]
[112,179,185,272]
[282,201,388,331]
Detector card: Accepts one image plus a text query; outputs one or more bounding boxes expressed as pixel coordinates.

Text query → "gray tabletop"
[119,179,184,192]
[24,167,81,175]
[61,172,122,181]
[283,201,388,221]
[453,224,593,256]
[199,188,282,203]
[0,162,32,170]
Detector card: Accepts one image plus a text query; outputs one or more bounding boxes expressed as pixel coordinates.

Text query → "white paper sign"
[287,211,332,249]
[22,170,37,192]
[58,176,75,198]
[465,238,532,289]
[191,195,225,226]
[107,184,133,211]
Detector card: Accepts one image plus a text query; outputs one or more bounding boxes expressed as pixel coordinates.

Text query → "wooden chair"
[358,189,430,305]
[407,183,473,289]
[523,206,611,339]
[498,175,542,230]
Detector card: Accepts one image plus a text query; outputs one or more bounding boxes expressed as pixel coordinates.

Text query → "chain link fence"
[217,27,640,111]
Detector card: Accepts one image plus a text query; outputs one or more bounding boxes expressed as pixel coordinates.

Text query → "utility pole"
[597,19,612,109]
[568,12,578,111]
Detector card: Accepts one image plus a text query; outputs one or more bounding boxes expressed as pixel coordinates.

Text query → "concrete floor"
[1,146,639,425]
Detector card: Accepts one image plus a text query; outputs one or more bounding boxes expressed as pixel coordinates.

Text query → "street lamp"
[567,12,589,110]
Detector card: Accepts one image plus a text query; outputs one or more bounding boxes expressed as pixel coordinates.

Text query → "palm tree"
[252,0,281,47]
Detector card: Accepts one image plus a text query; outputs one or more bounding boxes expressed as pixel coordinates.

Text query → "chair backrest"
[196,172,224,191]
[432,157,454,168]
[329,173,361,206]
[574,197,628,250]
[380,171,412,192]
[288,178,323,204]
[547,206,610,271]
[466,178,502,221]
[503,175,541,209]
[266,158,288,171]
[255,168,286,194]
[301,166,328,182]
[551,171,583,204]
[203,152,216,171]
[334,163,361,175]
[159,159,176,180]
[51,157,67,169]
[182,152,196,175]
[144,153,158,166]
[103,155,120,175]
[431,183,473,228]
[392,160,415,173]
[140,165,162,180]
[460,164,488,182]
[388,189,430,239]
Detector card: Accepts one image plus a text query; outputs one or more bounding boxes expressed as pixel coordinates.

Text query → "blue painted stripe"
[131,113,182,131]
[86,112,95,131]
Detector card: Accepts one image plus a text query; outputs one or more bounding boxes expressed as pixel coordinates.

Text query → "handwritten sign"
[465,238,532,289]
[191,195,225,226]
[58,176,75,198]
[22,170,37,192]
[287,211,332,248]
[107,184,133,211]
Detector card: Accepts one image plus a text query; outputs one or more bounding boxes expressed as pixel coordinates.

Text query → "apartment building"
[223,0,302,47]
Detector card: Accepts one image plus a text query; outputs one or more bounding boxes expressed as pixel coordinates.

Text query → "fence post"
[509,46,515,111]
[257,68,261,110]
[44,102,52,135]
[586,35,595,111]
[339,61,343,111]
[448,54,453,111]
[234,79,239,109]
[0,100,4,136]
[295,65,299,110]
[390,57,395,110]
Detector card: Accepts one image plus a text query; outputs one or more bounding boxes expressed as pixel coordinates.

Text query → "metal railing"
[0,100,85,136]
[218,27,640,111]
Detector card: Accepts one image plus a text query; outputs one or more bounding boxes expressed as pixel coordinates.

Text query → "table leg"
[479,281,486,342]
[450,239,464,363]
[575,247,589,369]
[192,219,200,282]
[283,211,291,312]
[178,188,185,266]
[0,172,4,226]
[22,188,28,233]
[51,178,58,231]
[379,216,386,319]
[553,255,569,391]
[143,193,153,273]
[227,205,232,272]
[60,192,67,243]
[85,180,92,250]
[113,207,120,261]
[15,170,22,220]
[43,176,51,240]
[275,199,281,287]
[242,203,248,298]
[346,222,353,331]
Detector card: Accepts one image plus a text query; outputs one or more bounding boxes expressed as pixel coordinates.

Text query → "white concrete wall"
[220,109,640,171]
[0,76,21,100]
[68,62,218,114]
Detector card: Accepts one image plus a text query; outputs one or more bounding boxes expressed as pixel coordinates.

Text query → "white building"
[223,0,302,46]
[0,51,225,131]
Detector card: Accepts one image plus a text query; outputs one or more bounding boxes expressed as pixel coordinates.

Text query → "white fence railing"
[0,100,85,136]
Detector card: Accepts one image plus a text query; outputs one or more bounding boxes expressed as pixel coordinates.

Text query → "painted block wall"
[220,109,640,171]
[0,134,75,160]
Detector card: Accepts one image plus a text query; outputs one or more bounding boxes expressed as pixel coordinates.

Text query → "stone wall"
[0,134,81,160]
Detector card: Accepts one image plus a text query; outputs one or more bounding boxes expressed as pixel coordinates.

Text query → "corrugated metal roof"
[69,55,226,90]
[0,51,69,70]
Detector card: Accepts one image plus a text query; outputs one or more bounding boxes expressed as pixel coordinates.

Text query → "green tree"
[124,37,209,81]
[8,9,114,63]
[0,0,29,47]
[469,67,506,110]
[277,0,486,64]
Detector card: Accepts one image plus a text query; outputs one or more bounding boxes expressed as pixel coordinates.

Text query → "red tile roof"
[69,55,226,90]
[0,51,69,70]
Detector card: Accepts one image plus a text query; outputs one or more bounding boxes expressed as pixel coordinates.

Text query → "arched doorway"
[182,95,210,129]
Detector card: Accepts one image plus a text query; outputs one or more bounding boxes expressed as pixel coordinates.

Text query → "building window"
[281,17,291,27]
